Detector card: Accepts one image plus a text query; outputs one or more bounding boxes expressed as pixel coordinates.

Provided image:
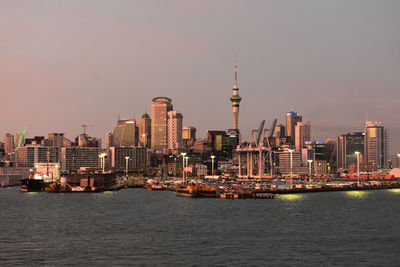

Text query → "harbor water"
[1,187,400,266]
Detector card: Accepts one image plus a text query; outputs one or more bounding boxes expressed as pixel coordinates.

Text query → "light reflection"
[388,188,400,194]
[278,194,303,201]
[345,191,368,198]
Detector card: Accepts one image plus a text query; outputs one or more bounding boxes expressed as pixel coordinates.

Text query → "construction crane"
[81,124,93,135]
[15,126,28,152]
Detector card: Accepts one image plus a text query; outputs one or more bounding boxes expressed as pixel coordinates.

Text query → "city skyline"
[1,1,399,152]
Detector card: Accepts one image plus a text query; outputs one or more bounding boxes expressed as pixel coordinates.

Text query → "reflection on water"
[345,191,369,198]
[278,194,304,201]
[388,188,400,194]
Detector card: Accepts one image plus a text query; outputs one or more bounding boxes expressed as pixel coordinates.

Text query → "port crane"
[236,119,277,179]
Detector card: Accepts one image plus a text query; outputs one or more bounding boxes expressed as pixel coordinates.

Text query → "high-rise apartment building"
[364,121,388,169]
[138,113,151,147]
[151,97,173,150]
[295,121,311,152]
[168,110,183,150]
[337,132,364,170]
[286,110,302,143]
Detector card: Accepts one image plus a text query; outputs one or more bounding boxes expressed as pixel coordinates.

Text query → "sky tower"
[230,59,242,131]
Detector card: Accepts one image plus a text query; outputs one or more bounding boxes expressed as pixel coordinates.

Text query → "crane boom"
[269,119,277,138]
[255,120,265,146]
[15,126,27,152]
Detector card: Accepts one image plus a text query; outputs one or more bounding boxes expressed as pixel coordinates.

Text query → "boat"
[20,172,49,192]
[176,185,217,198]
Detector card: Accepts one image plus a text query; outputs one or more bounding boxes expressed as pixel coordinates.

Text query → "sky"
[1,0,399,153]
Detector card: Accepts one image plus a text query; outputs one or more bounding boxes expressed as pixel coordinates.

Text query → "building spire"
[234,57,238,89]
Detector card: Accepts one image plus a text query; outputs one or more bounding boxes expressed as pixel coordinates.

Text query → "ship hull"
[20,179,47,192]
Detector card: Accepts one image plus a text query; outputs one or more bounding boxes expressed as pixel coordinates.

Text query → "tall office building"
[183,127,196,140]
[286,110,302,143]
[337,132,364,170]
[364,121,388,169]
[151,97,173,150]
[230,60,242,131]
[138,113,151,147]
[274,124,285,138]
[112,118,138,147]
[295,121,311,151]
[4,133,14,154]
[17,146,59,167]
[47,133,71,148]
[168,111,183,150]
[60,147,100,171]
[110,146,149,171]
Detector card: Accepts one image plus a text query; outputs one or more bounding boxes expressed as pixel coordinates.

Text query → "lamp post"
[211,155,216,175]
[99,153,106,173]
[308,159,313,182]
[397,153,400,168]
[125,156,130,177]
[185,156,189,179]
[289,149,294,189]
[355,151,360,187]
[181,152,187,182]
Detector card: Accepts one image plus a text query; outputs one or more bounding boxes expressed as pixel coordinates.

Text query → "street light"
[99,152,107,173]
[181,152,187,182]
[355,151,360,187]
[211,155,216,175]
[185,156,189,179]
[308,159,313,182]
[289,149,294,189]
[125,156,130,177]
[397,154,400,168]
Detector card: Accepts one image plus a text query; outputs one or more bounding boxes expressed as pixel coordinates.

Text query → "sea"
[1,187,400,266]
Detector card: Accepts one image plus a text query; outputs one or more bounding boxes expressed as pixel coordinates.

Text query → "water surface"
[1,187,399,266]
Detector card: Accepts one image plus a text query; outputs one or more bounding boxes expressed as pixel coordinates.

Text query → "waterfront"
[1,187,400,266]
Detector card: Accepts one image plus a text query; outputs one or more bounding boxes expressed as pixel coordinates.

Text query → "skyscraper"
[337,132,364,170]
[274,124,285,138]
[168,110,183,150]
[182,127,196,140]
[151,97,173,150]
[364,121,388,169]
[295,121,311,151]
[230,60,242,132]
[4,133,14,154]
[138,113,151,147]
[112,119,138,147]
[286,110,302,143]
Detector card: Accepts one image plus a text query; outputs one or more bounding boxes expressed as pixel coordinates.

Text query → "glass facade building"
[151,97,173,150]
[337,132,364,170]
